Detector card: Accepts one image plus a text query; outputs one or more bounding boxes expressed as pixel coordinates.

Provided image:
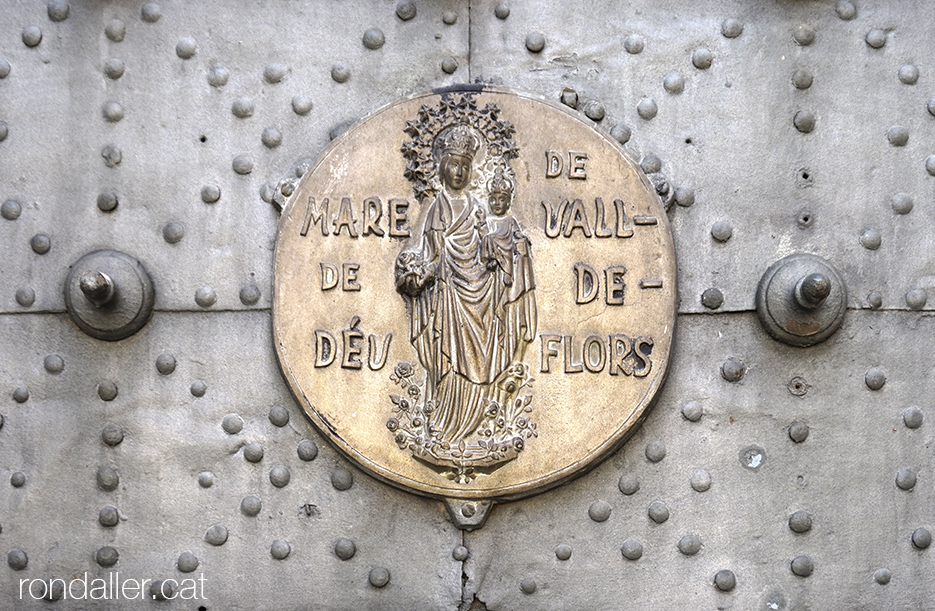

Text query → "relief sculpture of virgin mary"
[386,93,538,483]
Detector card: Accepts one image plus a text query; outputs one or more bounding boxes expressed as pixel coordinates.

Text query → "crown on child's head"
[487,163,514,196]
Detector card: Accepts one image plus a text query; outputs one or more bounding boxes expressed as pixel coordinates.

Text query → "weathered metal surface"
[0,0,934,609]
[274,87,676,504]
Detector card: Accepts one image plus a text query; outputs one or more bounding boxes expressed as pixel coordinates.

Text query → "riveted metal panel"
[1,0,934,609]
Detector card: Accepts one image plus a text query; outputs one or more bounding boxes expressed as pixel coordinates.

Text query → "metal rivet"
[610,124,631,144]
[618,473,640,495]
[190,380,206,397]
[865,368,886,390]
[554,544,571,561]
[722,18,743,38]
[96,466,119,491]
[205,523,229,546]
[681,400,703,422]
[648,500,669,523]
[711,220,732,242]
[636,98,657,120]
[244,443,264,463]
[141,2,161,22]
[905,289,927,310]
[0,59,9,79]
[200,184,220,204]
[101,144,122,167]
[859,228,881,250]
[103,58,124,80]
[640,153,661,174]
[867,292,883,309]
[270,465,291,488]
[453,545,469,561]
[701,288,723,310]
[162,222,184,244]
[865,29,886,49]
[334,538,356,560]
[331,468,353,490]
[912,528,931,550]
[270,539,291,560]
[690,469,711,492]
[331,63,351,83]
[887,125,909,147]
[620,539,643,560]
[43,353,64,374]
[792,70,813,90]
[1,199,22,220]
[7,549,28,570]
[369,567,391,588]
[268,406,289,427]
[97,191,118,212]
[175,38,196,59]
[150,580,175,601]
[896,469,917,491]
[177,552,198,573]
[99,505,119,527]
[519,578,536,594]
[927,155,935,176]
[928,97,935,117]
[362,28,385,50]
[264,63,287,83]
[396,1,416,21]
[240,495,262,517]
[15,287,35,307]
[221,414,243,435]
[97,381,118,401]
[232,97,255,119]
[898,64,919,85]
[645,441,666,463]
[442,11,457,25]
[714,569,736,591]
[692,48,713,70]
[678,533,702,556]
[47,0,69,21]
[789,510,812,533]
[101,424,124,447]
[873,568,891,585]
[588,500,612,522]
[297,440,319,461]
[12,387,29,403]
[624,34,644,54]
[262,126,283,149]
[22,26,43,48]
[891,193,913,215]
[104,19,125,42]
[95,547,117,568]
[793,111,815,133]
[583,100,605,122]
[441,57,458,74]
[197,471,215,488]
[793,24,815,46]
[102,100,124,123]
[10,471,26,487]
[791,555,814,577]
[663,72,685,94]
[903,406,923,429]
[721,357,745,382]
[788,422,809,443]
[292,95,313,115]
[156,353,176,375]
[239,284,261,305]
[232,154,254,175]
[675,186,694,207]
[525,32,545,53]
[0,121,7,142]
[494,4,510,19]
[836,1,857,20]
[207,65,229,87]
[739,445,766,470]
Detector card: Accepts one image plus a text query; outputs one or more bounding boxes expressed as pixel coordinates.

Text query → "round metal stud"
[554,544,571,561]
[362,28,385,50]
[618,474,639,495]
[270,539,291,560]
[791,555,814,577]
[331,468,353,490]
[525,32,545,53]
[756,253,846,347]
[177,552,198,573]
[96,547,118,567]
[64,250,155,341]
[620,539,642,560]
[714,569,736,591]
[369,567,391,588]
[911,527,931,550]
[297,440,318,461]
[874,568,891,585]
[903,407,923,429]
[335,538,356,560]
[240,495,262,517]
[588,500,612,522]
[519,578,536,594]
[678,533,702,555]
[204,524,228,546]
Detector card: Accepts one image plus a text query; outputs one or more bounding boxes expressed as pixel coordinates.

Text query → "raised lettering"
[594,197,613,237]
[300,196,329,237]
[614,199,634,238]
[631,336,654,377]
[542,199,569,238]
[320,262,339,290]
[563,198,592,238]
[539,334,561,373]
[583,335,606,373]
[333,197,359,237]
[574,263,599,304]
[368,333,393,370]
[342,263,360,291]
[605,265,626,305]
[341,316,364,369]
[568,151,588,179]
[545,150,564,178]
[563,335,583,373]
[315,331,336,367]
[608,334,633,376]
[362,196,385,237]
[389,198,411,237]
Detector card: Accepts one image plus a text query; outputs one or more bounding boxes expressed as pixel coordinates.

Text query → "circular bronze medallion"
[274,86,676,501]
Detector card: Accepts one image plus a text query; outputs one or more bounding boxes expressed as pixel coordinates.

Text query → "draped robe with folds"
[408,190,536,442]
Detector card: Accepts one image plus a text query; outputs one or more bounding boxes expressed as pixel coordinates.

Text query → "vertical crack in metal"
[467,0,473,82]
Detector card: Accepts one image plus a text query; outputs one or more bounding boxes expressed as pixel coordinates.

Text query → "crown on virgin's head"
[438,125,480,159]
[487,164,515,195]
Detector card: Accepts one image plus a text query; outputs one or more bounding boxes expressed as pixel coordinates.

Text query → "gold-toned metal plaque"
[274,86,676,504]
